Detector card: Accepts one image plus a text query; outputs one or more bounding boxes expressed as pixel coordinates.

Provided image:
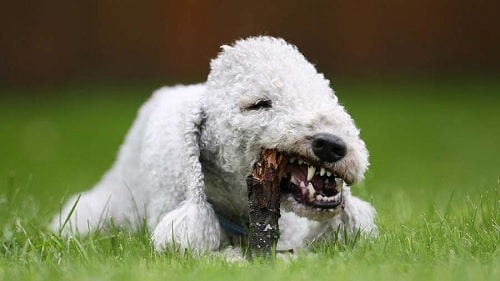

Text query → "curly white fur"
[51,36,377,254]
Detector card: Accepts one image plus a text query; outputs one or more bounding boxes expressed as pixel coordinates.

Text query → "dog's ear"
[179,105,207,200]
[151,105,221,252]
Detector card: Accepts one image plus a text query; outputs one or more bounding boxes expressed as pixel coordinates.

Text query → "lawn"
[0,77,499,280]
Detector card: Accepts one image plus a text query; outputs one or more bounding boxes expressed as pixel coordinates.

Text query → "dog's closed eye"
[243,99,273,111]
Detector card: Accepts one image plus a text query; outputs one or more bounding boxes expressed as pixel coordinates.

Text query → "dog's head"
[204,36,369,220]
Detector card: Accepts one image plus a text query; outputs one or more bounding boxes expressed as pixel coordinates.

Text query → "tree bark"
[246,149,287,259]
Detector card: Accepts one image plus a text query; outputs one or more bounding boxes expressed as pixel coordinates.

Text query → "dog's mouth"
[280,155,345,210]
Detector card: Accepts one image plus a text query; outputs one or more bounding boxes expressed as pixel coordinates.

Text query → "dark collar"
[215,213,247,237]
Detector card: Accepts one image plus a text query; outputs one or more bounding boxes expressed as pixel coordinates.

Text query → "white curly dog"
[51,36,377,254]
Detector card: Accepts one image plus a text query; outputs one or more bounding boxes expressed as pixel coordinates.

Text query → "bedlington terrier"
[51,36,377,254]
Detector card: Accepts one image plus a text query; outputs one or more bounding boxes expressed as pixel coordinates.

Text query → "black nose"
[312,133,347,163]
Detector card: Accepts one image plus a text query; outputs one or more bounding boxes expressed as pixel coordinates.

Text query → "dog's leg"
[51,99,153,235]
[151,105,221,253]
[277,211,322,251]
[339,187,378,237]
[50,189,112,235]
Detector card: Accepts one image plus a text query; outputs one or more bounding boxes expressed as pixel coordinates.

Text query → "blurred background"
[0,1,499,223]
[1,0,499,86]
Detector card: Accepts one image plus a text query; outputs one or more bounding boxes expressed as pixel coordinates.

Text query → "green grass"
[0,78,499,280]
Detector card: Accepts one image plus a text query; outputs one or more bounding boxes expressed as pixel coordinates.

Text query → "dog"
[51,36,377,254]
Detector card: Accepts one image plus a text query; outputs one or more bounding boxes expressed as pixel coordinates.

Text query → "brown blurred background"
[1,0,499,87]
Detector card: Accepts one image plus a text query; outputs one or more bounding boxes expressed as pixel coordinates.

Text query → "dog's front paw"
[151,200,221,253]
[342,194,378,237]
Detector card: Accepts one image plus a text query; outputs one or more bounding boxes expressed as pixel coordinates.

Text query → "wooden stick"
[246,149,287,259]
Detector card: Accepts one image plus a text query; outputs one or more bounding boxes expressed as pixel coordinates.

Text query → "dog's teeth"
[299,181,307,188]
[298,159,304,165]
[335,178,344,189]
[320,168,326,176]
[307,182,315,199]
[307,166,316,181]
[316,194,323,201]
[334,193,342,201]
[326,171,332,177]
[289,157,296,164]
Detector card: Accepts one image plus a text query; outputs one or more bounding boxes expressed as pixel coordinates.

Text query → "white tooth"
[289,157,296,163]
[298,159,304,165]
[320,168,326,176]
[326,171,332,177]
[307,182,315,198]
[335,178,344,189]
[307,166,316,181]
[290,176,298,185]
[299,181,307,188]
[316,194,323,201]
